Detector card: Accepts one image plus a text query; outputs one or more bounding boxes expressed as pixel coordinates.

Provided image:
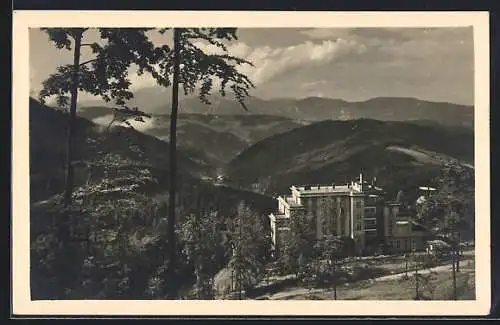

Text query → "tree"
[39,28,157,208]
[147,28,254,289]
[281,212,315,278]
[416,163,474,296]
[179,211,224,299]
[226,202,267,299]
[410,254,437,300]
[315,235,346,299]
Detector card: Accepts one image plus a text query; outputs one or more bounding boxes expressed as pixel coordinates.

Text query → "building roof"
[291,183,362,195]
[394,219,429,232]
[426,240,451,248]
[419,186,437,191]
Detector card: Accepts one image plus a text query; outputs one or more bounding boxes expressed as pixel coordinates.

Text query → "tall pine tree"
[147,28,255,296]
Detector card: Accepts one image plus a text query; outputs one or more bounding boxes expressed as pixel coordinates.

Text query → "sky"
[29,27,474,107]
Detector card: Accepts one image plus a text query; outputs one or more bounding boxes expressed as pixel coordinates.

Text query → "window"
[396,240,400,249]
[404,239,408,250]
[365,219,376,229]
[364,207,377,217]
[412,239,417,251]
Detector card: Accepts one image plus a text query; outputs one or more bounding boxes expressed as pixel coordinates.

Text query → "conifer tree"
[148,28,254,294]
[226,202,266,299]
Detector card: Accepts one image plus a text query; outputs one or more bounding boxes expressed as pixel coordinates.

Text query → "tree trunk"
[452,250,457,300]
[63,32,83,208]
[333,258,337,300]
[415,258,419,300]
[405,253,408,277]
[166,28,181,297]
[238,219,243,300]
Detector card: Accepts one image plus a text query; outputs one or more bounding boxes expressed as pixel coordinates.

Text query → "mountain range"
[76,94,474,168]
[79,90,474,129]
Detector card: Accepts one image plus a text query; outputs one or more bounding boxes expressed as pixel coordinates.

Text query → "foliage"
[179,211,226,299]
[30,197,181,299]
[280,213,316,277]
[151,28,255,109]
[143,28,255,297]
[416,162,474,240]
[39,28,157,109]
[226,202,268,297]
[38,28,160,208]
[312,235,347,288]
[29,100,277,300]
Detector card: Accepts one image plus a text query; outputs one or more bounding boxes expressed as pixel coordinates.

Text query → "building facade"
[269,174,436,257]
[382,202,432,253]
[269,176,368,256]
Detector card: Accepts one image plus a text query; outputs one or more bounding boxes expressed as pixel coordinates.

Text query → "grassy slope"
[298,260,476,300]
[255,254,475,301]
[227,119,474,197]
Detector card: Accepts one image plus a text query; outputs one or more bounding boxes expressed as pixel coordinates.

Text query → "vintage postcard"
[12,10,490,316]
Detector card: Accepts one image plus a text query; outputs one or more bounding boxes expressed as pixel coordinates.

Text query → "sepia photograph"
[12,11,490,316]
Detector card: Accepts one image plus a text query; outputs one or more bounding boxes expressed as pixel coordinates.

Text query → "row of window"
[364,219,377,228]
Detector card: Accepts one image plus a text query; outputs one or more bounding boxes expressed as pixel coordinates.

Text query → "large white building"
[269,175,368,256]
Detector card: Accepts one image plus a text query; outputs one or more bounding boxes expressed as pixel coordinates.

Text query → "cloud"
[301,80,328,89]
[247,40,365,85]
[128,68,160,91]
[193,39,365,86]
[299,28,351,40]
[30,27,474,106]
[92,114,157,133]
